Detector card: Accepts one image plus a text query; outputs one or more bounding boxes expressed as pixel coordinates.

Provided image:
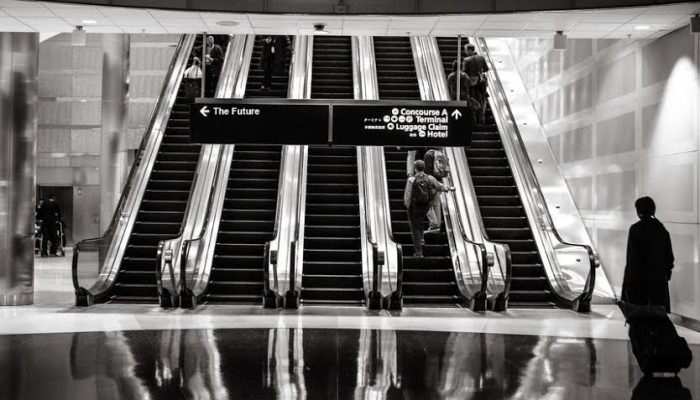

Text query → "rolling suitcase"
[619,301,692,375]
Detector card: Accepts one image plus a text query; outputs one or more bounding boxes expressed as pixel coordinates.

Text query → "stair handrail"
[474,37,599,311]
[154,35,238,307]
[72,34,196,306]
[423,36,513,310]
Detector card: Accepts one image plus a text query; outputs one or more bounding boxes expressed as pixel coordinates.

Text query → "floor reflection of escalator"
[436,37,554,307]
[111,35,228,303]
[300,36,364,306]
[374,36,462,306]
[202,35,290,304]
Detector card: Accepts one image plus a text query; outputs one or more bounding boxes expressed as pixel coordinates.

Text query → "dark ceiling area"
[27,0,698,15]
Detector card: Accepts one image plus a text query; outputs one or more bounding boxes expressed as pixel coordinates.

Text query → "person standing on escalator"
[462,44,489,124]
[195,36,224,95]
[260,36,291,91]
[404,161,454,257]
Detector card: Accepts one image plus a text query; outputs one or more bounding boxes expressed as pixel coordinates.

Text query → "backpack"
[426,149,450,179]
[411,173,435,213]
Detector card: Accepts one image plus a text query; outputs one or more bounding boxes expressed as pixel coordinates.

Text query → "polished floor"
[1,327,697,399]
[0,251,696,399]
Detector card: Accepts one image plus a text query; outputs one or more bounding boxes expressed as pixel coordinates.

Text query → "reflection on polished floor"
[0,328,697,400]
[0,251,693,399]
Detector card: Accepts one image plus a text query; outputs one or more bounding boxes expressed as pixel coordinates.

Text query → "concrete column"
[0,32,39,306]
[100,34,130,234]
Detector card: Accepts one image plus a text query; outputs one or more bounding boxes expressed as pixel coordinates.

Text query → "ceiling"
[0,0,698,39]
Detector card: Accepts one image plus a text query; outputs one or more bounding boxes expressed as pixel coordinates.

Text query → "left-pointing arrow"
[200,105,210,117]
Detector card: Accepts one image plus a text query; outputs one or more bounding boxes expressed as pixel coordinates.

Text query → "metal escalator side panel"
[266,36,312,301]
[475,37,615,303]
[86,34,197,298]
[169,35,255,301]
[409,36,483,303]
[428,36,511,304]
[353,36,401,302]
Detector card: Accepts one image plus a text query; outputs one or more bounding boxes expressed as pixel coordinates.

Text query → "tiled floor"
[0,250,695,399]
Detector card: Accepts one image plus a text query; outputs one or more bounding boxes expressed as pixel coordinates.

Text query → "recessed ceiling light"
[81,19,97,25]
[216,20,239,27]
[634,25,651,31]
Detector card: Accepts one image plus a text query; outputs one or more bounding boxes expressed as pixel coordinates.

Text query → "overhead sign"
[332,103,470,147]
[190,99,471,147]
[189,100,329,145]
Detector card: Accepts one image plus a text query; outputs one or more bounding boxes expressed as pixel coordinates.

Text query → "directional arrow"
[451,109,462,120]
[200,105,210,117]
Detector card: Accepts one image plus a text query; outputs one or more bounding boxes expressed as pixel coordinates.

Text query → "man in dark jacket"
[260,36,290,90]
[622,197,675,312]
[195,36,224,94]
[462,44,489,123]
[39,194,62,257]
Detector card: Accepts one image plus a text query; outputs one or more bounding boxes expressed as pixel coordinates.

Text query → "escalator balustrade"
[375,36,464,306]
[437,37,554,307]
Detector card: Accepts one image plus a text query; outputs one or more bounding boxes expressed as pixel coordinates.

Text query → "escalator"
[300,36,364,306]
[109,35,228,303]
[374,37,463,306]
[202,36,290,304]
[436,37,554,307]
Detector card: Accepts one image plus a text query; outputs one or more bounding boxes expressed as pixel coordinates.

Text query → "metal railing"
[153,35,241,307]
[154,35,253,308]
[410,36,496,310]
[420,36,515,311]
[474,37,599,311]
[264,35,311,309]
[72,34,196,306]
[354,36,404,310]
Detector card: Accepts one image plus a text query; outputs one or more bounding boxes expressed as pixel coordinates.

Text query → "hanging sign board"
[189,100,329,145]
[331,102,471,147]
[189,99,471,146]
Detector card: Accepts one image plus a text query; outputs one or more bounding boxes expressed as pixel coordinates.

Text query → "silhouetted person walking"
[39,194,61,257]
[622,197,675,312]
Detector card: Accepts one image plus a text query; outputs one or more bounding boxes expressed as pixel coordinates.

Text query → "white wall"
[505,27,700,320]
[37,33,179,242]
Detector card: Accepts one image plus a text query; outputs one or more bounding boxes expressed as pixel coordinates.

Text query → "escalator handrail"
[286,36,312,298]
[412,36,491,302]
[358,148,382,296]
[266,36,304,300]
[72,34,196,300]
[474,37,599,305]
[359,36,404,301]
[430,36,513,306]
[155,36,236,304]
[444,173,493,296]
[177,145,226,299]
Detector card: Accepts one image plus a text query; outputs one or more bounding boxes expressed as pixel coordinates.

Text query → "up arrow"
[200,105,210,117]
[451,109,462,120]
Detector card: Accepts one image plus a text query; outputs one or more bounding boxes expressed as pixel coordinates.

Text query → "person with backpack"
[423,149,450,232]
[403,160,455,257]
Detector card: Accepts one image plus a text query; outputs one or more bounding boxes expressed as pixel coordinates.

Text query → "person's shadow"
[631,375,692,400]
